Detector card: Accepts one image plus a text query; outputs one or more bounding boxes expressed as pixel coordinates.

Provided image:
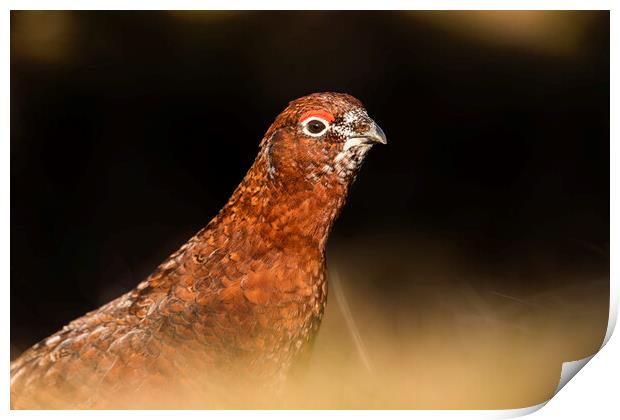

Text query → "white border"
[3,2,615,418]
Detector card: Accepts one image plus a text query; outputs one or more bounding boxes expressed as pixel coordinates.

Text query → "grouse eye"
[301,117,330,137]
[308,120,326,133]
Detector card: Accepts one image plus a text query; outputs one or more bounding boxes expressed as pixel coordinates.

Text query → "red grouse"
[10,92,387,408]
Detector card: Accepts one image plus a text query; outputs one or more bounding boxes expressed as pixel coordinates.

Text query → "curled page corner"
[554,355,595,395]
[492,355,597,419]
[549,282,617,398]
[494,401,548,418]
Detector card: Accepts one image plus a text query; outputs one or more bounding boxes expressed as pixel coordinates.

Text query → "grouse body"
[10,92,387,408]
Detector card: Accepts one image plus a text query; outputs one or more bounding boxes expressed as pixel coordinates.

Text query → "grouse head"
[260,92,387,187]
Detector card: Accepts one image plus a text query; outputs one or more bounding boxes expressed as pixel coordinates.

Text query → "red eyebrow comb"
[299,110,335,123]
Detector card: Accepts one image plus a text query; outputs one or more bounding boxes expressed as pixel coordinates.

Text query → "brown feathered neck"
[215,147,349,253]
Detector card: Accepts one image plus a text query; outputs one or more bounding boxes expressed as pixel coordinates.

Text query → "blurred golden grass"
[282,236,608,409]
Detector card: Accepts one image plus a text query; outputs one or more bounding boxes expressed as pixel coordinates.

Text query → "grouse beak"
[363,121,388,145]
[343,121,387,151]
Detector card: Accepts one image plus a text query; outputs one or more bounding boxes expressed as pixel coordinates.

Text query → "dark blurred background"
[10,11,609,406]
